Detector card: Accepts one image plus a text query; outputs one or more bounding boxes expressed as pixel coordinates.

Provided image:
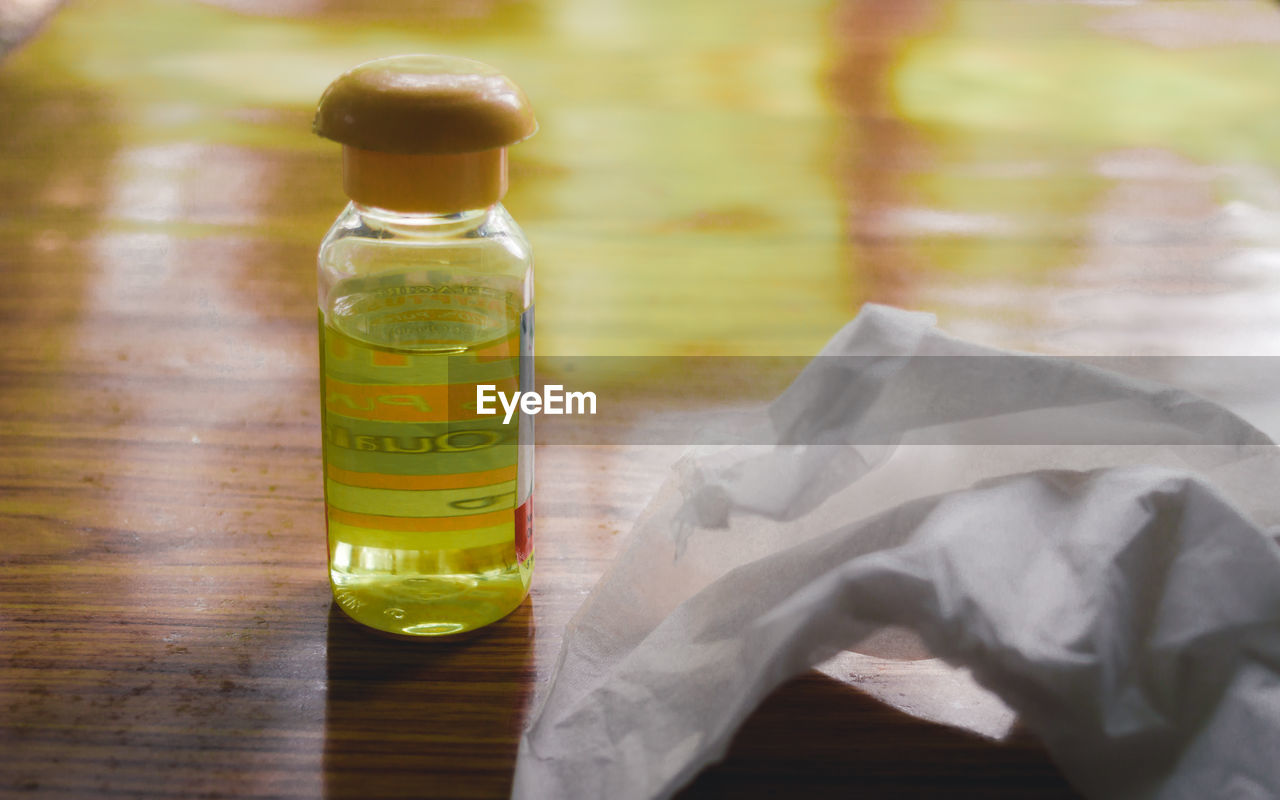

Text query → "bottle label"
[320,296,533,564]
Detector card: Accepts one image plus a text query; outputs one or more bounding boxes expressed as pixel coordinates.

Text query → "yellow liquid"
[320,281,532,636]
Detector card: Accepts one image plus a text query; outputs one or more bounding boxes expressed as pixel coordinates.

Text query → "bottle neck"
[342,146,507,214]
[352,203,494,236]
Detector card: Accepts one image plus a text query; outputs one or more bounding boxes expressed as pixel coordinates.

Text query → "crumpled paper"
[513,304,1280,800]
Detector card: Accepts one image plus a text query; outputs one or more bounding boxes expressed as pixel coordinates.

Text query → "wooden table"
[5,0,1279,796]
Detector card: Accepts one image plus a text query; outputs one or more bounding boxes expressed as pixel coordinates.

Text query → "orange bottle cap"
[314,55,536,213]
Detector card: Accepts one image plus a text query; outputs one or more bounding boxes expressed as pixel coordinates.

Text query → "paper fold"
[514,305,1280,800]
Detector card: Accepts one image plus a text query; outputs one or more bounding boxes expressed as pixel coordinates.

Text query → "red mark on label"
[514,499,532,564]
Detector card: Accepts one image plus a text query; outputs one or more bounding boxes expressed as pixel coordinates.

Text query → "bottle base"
[330,558,532,637]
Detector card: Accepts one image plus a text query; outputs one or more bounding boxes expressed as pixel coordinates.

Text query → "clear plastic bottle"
[313,56,536,636]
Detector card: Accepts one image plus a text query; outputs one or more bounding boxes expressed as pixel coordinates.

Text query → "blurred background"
[5,2,1280,797]
[6,0,1280,362]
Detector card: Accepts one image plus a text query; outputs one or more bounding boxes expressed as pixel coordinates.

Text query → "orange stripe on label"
[324,376,518,422]
[328,506,513,533]
[472,334,519,361]
[326,463,517,490]
[371,351,409,367]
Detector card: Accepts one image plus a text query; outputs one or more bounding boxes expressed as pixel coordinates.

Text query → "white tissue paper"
[513,305,1280,800]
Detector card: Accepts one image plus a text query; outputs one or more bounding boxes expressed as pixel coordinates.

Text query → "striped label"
[321,303,533,561]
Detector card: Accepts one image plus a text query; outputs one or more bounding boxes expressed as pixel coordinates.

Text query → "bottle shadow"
[322,598,534,799]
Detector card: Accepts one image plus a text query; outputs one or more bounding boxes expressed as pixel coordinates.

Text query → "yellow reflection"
[892,2,1280,168]
[877,0,1280,354]
[9,0,857,357]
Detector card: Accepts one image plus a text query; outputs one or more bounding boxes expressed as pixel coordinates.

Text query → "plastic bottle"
[313,55,536,636]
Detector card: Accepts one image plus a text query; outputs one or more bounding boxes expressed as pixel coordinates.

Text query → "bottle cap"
[314,55,537,213]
